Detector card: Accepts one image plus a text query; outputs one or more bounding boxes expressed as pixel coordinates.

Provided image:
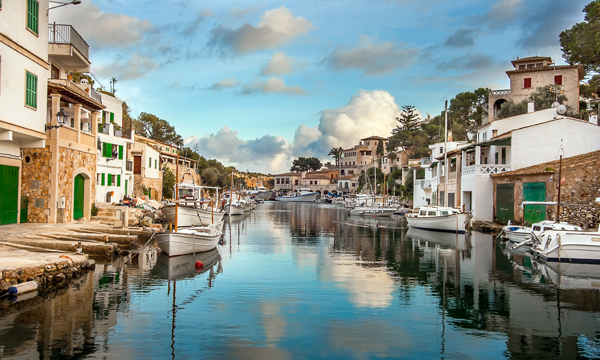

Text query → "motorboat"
[155,221,223,257]
[405,206,468,234]
[348,205,396,217]
[504,220,581,246]
[532,229,600,263]
[163,183,224,227]
[275,188,319,202]
[222,192,245,215]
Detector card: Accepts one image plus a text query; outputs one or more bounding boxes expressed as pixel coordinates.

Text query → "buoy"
[7,281,38,296]
[195,260,204,271]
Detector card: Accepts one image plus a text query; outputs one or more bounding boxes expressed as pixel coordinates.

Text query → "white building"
[96,93,134,204]
[0,0,49,224]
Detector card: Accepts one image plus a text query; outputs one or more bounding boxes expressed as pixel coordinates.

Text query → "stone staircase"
[91,205,118,225]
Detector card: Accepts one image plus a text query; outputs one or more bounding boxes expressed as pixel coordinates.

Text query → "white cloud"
[49,2,154,48]
[241,77,307,96]
[261,52,293,76]
[324,37,419,75]
[208,6,314,54]
[184,90,405,174]
[95,53,159,80]
[208,77,241,91]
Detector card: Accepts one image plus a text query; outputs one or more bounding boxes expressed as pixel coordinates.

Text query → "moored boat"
[532,229,600,263]
[156,222,223,257]
[405,206,468,234]
[275,188,319,202]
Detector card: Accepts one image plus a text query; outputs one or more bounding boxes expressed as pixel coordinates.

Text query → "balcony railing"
[490,89,511,96]
[421,157,431,165]
[462,164,511,176]
[421,180,431,188]
[48,24,90,61]
[90,88,102,103]
[98,123,110,134]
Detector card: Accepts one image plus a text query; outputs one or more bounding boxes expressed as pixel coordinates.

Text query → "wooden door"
[0,165,19,225]
[523,182,546,226]
[134,156,141,174]
[73,174,85,219]
[496,183,514,224]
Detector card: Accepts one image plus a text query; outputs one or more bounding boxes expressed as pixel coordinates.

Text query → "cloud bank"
[184,90,403,173]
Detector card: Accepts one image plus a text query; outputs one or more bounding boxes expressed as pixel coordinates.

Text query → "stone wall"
[21,147,52,223]
[133,173,163,200]
[58,148,97,222]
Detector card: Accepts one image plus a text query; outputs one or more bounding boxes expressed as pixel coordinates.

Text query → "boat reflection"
[151,249,222,281]
[405,227,471,251]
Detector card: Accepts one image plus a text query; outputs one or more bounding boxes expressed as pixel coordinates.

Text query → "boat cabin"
[417,206,460,217]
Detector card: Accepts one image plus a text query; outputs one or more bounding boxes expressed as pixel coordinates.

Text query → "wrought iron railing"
[490,89,511,96]
[48,24,90,60]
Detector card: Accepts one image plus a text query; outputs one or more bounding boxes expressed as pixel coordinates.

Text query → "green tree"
[387,129,428,161]
[394,105,422,132]
[162,166,176,199]
[137,112,183,146]
[559,1,600,75]
[358,167,384,191]
[580,74,600,99]
[328,147,343,166]
[448,88,489,141]
[201,167,220,186]
[290,157,322,172]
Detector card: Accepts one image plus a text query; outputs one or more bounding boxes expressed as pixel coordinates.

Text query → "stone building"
[488,56,584,122]
[21,21,105,223]
[491,150,600,228]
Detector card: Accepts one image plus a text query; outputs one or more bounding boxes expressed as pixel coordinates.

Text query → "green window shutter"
[149,157,152,168]
[166,147,169,152]
[155,159,157,169]
[118,145,123,159]
[101,173,105,186]
[108,143,113,157]
[108,174,112,186]
[102,142,107,157]
[25,72,37,108]
[110,112,114,122]
[27,0,39,35]
[101,111,105,124]
[117,175,121,187]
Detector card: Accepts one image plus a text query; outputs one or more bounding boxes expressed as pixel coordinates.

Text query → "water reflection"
[2,202,600,359]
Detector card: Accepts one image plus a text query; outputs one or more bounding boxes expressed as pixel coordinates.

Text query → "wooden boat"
[348,205,396,217]
[155,222,223,257]
[163,183,224,227]
[275,188,319,202]
[405,206,467,234]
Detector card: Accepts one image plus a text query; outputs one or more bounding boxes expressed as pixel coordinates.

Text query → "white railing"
[421,180,431,188]
[490,89,510,96]
[462,164,511,176]
[414,179,422,187]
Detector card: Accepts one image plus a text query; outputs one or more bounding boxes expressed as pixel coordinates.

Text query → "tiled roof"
[492,150,600,177]
[274,172,301,177]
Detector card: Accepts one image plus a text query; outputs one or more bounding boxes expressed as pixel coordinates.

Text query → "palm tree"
[328,147,343,166]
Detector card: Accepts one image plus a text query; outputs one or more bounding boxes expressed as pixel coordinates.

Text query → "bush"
[91,202,99,216]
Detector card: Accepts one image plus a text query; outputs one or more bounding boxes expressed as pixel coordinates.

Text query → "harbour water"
[2,201,600,359]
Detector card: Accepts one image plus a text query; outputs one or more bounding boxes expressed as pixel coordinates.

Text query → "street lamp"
[48,0,81,11]
[45,108,68,131]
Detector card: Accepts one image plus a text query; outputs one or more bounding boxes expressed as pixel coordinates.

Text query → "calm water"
[2,202,600,359]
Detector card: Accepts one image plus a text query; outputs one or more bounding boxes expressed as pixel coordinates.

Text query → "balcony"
[48,24,91,71]
[490,89,511,96]
[462,164,511,177]
[421,180,431,188]
[48,78,103,109]
[421,157,431,166]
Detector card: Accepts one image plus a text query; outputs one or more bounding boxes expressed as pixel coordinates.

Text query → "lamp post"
[45,108,68,131]
[48,0,81,12]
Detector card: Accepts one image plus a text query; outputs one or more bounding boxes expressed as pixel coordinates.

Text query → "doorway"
[73,174,85,219]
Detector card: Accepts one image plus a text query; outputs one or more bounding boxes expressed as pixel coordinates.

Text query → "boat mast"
[444,100,448,207]
[175,146,179,232]
[556,140,563,222]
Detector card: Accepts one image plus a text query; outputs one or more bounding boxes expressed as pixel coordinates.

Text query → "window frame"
[554,75,563,86]
[524,78,532,89]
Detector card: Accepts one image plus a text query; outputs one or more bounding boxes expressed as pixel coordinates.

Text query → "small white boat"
[533,229,600,263]
[503,220,581,245]
[163,183,224,227]
[223,192,245,215]
[156,222,223,257]
[405,206,468,234]
[275,188,319,202]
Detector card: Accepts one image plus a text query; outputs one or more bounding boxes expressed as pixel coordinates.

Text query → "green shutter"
[107,143,113,158]
[118,145,123,159]
[108,174,112,186]
[102,143,107,157]
[25,72,37,108]
[110,112,114,122]
[117,175,121,187]
[155,159,157,169]
[149,157,152,168]
[101,173,105,186]
[27,0,39,35]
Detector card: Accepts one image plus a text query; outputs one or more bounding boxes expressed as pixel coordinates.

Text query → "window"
[149,157,152,168]
[166,147,169,152]
[118,145,123,159]
[108,174,112,186]
[155,159,157,169]
[51,64,59,79]
[495,152,499,164]
[527,64,535,69]
[102,142,113,158]
[536,63,543,68]
[554,75,563,86]
[524,78,532,88]
[518,65,526,70]
[27,0,39,35]
[101,173,105,186]
[482,131,487,142]
[25,71,37,108]
[117,175,121,187]
[276,178,280,184]
[501,147,506,164]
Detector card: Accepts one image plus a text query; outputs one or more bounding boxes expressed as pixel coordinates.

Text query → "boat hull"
[504,227,532,243]
[163,206,225,227]
[348,207,396,217]
[534,231,600,263]
[156,231,220,257]
[406,213,467,234]
[275,193,318,202]
[225,204,244,215]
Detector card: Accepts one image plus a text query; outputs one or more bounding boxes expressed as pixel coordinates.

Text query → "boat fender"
[195,260,204,271]
[8,281,38,296]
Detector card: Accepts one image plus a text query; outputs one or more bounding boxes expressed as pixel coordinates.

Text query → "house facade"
[0,0,50,224]
[132,136,162,200]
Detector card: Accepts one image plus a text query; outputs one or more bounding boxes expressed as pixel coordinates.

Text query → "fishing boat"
[275,188,319,202]
[348,204,396,217]
[405,206,468,234]
[155,222,223,257]
[163,183,225,227]
[223,192,245,215]
[503,220,582,244]
[532,228,600,263]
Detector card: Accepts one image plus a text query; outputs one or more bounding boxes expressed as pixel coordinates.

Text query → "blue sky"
[51,0,589,173]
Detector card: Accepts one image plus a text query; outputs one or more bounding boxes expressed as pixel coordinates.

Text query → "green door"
[125,179,128,196]
[73,174,85,219]
[523,182,546,226]
[0,165,19,225]
[496,183,514,224]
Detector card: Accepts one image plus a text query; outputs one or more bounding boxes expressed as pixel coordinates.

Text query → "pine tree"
[394,105,421,132]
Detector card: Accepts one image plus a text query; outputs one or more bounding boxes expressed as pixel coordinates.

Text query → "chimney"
[527,101,535,113]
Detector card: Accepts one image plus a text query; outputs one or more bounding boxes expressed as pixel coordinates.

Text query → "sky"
[50,0,590,174]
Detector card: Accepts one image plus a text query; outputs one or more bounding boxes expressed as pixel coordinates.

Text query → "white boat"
[163,183,224,227]
[533,229,600,263]
[246,186,266,195]
[223,192,245,215]
[348,206,396,217]
[503,220,581,245]
[275,188,319,202]
[405,206,468,234]
[156,222,223,257]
